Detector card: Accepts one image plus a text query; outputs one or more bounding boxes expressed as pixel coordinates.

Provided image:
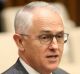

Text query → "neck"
[19,52,53,74]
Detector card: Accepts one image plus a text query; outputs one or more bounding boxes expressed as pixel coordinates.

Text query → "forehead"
[27,7,64,34]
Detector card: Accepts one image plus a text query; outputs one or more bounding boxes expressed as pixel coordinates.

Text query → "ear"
[13,34,24,51]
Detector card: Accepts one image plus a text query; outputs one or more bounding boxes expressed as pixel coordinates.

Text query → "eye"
[38,34,53,42]
[39,34,49,39]
[56,34,64,38]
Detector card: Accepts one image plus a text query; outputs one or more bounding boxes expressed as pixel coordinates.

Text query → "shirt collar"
[19,58,52,74]
[19,58,40,74]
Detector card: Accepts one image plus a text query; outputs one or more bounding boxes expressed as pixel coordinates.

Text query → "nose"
[49,37,58,50]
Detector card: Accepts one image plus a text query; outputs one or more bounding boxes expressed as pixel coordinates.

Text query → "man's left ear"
[13,34,24,51]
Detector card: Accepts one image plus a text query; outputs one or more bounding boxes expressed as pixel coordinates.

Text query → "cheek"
[57,44,63,53]
[30,42,47,60]
[32,40,47,53]
[32,44,46,56]
[24,39,47,61]
[59,45,64,56]
[27,44,46,65]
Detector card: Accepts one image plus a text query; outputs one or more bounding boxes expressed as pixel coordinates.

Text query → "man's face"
[21,8,64,73]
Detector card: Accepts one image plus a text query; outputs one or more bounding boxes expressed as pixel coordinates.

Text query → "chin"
[51,63,59,70]
[51,64,58,70]
[44,62,59,73]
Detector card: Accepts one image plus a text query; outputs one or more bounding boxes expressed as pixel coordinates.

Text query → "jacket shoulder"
[2,59,28,74]
[53,68,69,74]
[2,65,19,74]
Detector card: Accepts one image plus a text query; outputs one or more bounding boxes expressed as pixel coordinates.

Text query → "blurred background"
[0,0,80,74]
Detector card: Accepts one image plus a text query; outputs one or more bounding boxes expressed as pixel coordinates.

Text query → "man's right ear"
[13,34,24,51]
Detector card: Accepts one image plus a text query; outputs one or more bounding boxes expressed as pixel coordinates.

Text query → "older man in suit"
[3,1,69,74]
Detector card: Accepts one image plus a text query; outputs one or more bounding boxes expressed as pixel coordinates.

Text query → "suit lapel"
[15,58,29,74]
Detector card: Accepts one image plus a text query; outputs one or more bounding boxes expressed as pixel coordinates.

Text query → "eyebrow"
[40,30,52,34]
[39,30,64,34]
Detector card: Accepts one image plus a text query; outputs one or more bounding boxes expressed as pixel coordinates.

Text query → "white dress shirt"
[19,58,52,74]
[20,58,40,74]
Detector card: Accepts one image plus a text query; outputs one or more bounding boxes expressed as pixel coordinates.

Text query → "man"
[3,1,69,74]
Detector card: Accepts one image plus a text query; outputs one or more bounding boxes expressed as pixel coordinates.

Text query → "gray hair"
[14,1,58,34]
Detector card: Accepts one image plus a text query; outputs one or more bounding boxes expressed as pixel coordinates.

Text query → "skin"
[13,7,64,74]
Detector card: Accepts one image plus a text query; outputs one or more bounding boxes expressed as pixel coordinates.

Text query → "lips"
[46,54,59,62]
[46,54,59,58]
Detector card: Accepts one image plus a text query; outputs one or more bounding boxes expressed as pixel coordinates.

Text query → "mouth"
[46,54,59,62]
[47,55,58,58]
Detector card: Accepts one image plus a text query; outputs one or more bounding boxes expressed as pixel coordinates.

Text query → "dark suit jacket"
[2,59,69,74]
